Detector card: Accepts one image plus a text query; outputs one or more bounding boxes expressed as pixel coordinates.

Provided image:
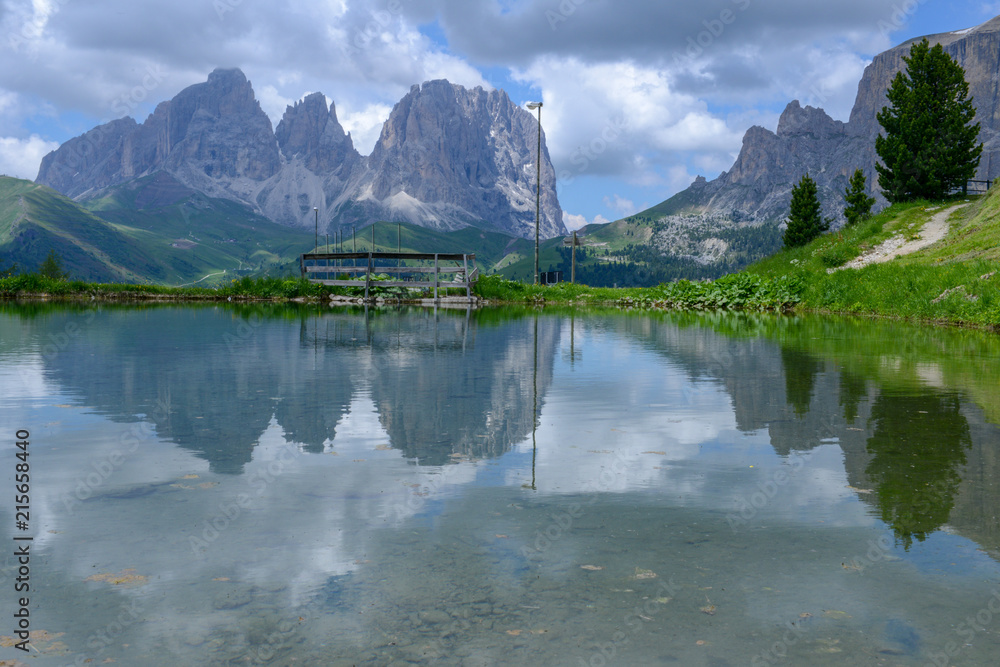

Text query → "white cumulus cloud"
[0,135,60,180]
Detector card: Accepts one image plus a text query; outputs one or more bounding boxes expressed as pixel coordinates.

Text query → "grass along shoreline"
[3,191,999,329]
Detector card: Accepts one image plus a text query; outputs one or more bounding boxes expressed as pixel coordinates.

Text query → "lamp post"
[313,207,318,252]
[526,101,542,285]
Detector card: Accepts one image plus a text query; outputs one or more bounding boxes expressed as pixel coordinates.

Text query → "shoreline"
[4,289,998,333]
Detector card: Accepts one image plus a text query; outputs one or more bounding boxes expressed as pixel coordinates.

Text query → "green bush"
[818,248,853,268]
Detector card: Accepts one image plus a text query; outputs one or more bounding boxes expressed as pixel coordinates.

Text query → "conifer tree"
[783,174,828,249]
[875,38,982,202]
[38,250,69,281]
[843,169,876,225]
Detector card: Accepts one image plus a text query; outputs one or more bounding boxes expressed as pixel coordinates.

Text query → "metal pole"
[571,230,577,284]
[534,105,542,285]
[314,207,318,252]
[353,226,356,253]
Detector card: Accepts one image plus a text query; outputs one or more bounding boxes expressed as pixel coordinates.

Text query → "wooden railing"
[956,179,993,195]
[300,252,478,300]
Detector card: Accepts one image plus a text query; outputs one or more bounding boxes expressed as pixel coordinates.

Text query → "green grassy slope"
[745,192,1000,325]
[0,174,537,286]
[0,175,317,285]
[341,219,524,270]
[476,188,1000,328]
[0,177,173,283]
[496,212,782,287]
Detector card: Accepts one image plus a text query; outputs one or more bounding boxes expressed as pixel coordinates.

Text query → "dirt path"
[833,203,968,271]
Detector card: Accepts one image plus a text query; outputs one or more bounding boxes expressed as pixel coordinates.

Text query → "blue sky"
[0,0,997,230]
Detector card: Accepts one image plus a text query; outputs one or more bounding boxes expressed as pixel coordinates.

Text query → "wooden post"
[463,254,470,300]
[434,253,439,300]
[571,230,577,284]
[364,252,373,300]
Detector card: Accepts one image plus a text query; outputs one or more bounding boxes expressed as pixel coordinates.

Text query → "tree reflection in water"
[865,391,972,549]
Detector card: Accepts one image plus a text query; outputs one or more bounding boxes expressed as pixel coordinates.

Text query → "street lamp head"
[526,102,542,110]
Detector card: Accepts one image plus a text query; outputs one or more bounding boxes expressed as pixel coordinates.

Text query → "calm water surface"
[1,303,999,666]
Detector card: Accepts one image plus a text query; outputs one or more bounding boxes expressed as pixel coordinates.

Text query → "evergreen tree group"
[783,174,828,249]
[875,38,982,202]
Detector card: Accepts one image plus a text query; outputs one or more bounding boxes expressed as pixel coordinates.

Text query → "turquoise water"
[1,304,999,666]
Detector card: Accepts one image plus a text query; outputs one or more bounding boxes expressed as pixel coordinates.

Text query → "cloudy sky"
[0,0,995,229]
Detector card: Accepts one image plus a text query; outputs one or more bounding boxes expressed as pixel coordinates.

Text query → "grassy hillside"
[0,175,320,285]
[0,177,173,283]
[0,174,539,286]
[339,218,524,270]
[745,194,1000,325]
[496,208,782,287]
[477,187,1000,328]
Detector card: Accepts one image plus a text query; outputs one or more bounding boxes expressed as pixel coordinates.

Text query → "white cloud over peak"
[0,134,60,179]
[563,212,609,231]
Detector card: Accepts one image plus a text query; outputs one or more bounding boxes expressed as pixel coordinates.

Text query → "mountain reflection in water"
[2,303,1000,666]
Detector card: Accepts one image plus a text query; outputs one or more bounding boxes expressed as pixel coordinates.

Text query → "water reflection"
[6,304,557,470]
[780,346,824,417]
[865,390,972,549]
[2,304,1000,665]
[601,311,1000,554]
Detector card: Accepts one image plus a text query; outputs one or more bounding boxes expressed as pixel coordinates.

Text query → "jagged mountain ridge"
[656,14,1000,223]
[36,70,565,240]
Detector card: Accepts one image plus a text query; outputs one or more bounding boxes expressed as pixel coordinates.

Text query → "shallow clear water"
[1,303,1000,666]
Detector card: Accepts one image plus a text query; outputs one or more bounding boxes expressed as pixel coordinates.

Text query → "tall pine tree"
[783,174,828,249]
[875,38,982,202]
[843,168,876,225]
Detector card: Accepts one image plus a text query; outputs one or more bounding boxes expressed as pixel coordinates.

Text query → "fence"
[300,252,478,301]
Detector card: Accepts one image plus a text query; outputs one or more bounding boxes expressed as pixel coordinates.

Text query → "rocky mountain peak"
[365,79,564,237]
[274,92,359,174]
[776,100,845,140]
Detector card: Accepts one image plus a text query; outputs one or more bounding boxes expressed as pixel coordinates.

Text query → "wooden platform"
[301,251,479,300]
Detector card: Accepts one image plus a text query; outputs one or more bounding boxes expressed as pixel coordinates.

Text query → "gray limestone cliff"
[36,72,565,239]
[362,81,562,238]
[37,69,281,201]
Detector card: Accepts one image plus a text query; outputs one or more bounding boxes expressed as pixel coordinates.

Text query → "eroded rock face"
[36,118,139,199]
[364,80,563,237]
[274,92,360,176]
[38,69,281,201]
[665,14,1000,224]
[36,71,565,239]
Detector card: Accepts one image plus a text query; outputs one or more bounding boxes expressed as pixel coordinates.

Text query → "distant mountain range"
[36,70,565,240]
[17,16,1000,287]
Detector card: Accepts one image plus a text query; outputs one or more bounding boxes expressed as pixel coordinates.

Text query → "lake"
[1,303,999,666]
